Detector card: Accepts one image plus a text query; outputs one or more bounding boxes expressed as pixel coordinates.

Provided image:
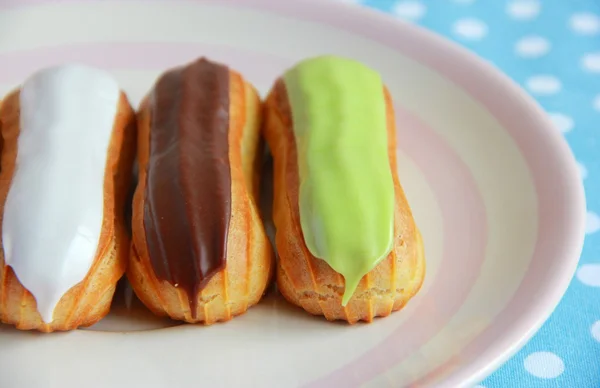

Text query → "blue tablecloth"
[351,0,600,386]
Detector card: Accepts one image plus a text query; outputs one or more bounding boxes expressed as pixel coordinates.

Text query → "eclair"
[0,64,137,332]
[262,55,426,323]
[128,57,273,324]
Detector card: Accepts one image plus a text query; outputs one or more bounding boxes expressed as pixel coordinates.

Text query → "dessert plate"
[0,0,586,387]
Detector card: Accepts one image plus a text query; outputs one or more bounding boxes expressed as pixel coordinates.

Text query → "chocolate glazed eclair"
[262,56,425,324]
[128,58,273,324]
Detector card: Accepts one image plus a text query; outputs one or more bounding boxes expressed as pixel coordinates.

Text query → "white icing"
[2,64,120,323]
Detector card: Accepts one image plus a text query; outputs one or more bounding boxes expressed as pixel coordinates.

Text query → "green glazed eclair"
[262,55,425,323]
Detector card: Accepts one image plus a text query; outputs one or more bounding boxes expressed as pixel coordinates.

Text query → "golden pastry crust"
[0,90,137,332]
[128,69,274,324]
[262,80,425,324]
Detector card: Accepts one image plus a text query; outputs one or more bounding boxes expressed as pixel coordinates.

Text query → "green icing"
[283,55,395,306]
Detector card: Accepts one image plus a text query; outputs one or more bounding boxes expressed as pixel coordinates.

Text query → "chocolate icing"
[143,58,231,316]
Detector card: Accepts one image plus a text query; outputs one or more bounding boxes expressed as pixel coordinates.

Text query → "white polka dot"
[586,211,600,234]
[570,13,600,35]
[591,321,600,342]
[578,161,588,180]
[392,1,426,21]
[523,352,565,379]
[548,113,574,133]
[594,95,600,111]
[577,264,600,287]
[507,0,540,20]
[526,75,561,95]
[515,36,551,57]
[582,53,600,72]
[453,19,488,40]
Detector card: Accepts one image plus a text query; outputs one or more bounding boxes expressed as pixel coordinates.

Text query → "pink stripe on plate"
[0,42,292,86]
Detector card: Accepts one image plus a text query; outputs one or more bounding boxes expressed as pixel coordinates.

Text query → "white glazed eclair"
[0,64,136,332]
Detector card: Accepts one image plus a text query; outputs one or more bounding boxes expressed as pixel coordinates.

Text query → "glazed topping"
[283,55,395,305]
[143,58,231,313]
[2,64,120,323]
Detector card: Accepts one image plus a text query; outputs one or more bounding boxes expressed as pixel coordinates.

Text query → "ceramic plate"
[0,1,586,387]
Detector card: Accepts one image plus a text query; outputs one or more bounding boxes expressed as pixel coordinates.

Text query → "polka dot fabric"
[346,0,600,386]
